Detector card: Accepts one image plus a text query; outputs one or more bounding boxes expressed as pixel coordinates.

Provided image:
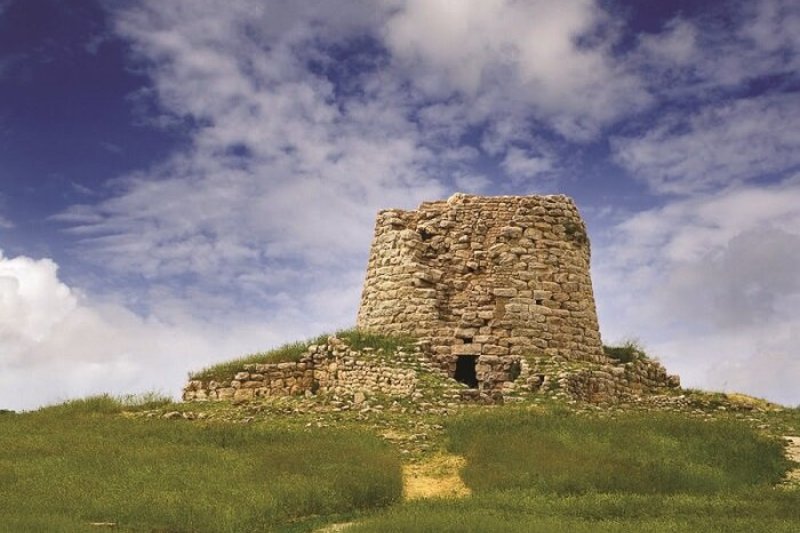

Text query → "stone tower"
[357,193,606,389]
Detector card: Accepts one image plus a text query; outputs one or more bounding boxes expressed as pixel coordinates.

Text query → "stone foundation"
[184,336,680,406]
[524,356,681,404]
[183,337,418,402]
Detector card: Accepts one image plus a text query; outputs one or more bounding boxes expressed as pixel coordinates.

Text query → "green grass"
[36,392,174,415]
[334,328,416,354]
[190,328,416,381]
[0,395,402,532]
[4,351,798,532]
[190,334,330,381]
[603,340,650,363]
[447,408,789,494]
[349,490,800,532]
[350,408,798,532]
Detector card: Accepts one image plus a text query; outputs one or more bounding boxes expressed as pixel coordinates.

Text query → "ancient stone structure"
[357,193,609,389]
[184,193,680,406]
[184,337,419,402]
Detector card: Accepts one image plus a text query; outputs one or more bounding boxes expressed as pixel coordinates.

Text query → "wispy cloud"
[612,93,800,194]
[0,249,321,411]
[28,0,800,409]
[501,146,554,183]
[631,0,800,94]
[99,141,123,155]
[594,178,800,404]
[614,0,800,196]
[384,0,650,140]
[67,0,655,299]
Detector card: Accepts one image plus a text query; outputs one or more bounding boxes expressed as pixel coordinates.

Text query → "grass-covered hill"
[1,331,799,532]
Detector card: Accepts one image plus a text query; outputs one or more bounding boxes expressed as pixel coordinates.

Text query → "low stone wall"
[522,356,680,403]
[183,337,418,402]
[184,337,680,406]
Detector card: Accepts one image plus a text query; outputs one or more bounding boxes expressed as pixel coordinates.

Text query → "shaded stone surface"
[357,193,606,389]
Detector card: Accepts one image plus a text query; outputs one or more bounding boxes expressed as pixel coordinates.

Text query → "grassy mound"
[190,328,416,382]
[0,395,402,532]
[448,408,788,494]
[349,490,800,533]
[351,408,798,532]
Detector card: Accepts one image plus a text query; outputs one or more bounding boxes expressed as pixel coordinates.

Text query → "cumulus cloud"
[61,0,649,300]
[632,0,800,93]
[612,93,800,194]
[0,253,75,347]
[614,0,800,195]
[0,250,325,411]
[30,0,798,411]
[593,179,800,405]
[384,0,650,140]
[53,0,450,310]
[501,147,553,182]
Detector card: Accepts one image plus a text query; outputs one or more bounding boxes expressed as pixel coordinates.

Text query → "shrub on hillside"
[603,340,650,364]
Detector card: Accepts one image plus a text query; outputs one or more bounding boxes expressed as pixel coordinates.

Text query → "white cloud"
[32,0,799,412]
[0,250,326,411]
[636,18,698,67]
[745,0,800,52]
[60,0,654,305]
[501,146,553,182]
[0,253,75,345]
[384,0,650,140]
[612,93,800,194]
[631,0,800,93]
[56,1,447,292]
[593,179,800,405]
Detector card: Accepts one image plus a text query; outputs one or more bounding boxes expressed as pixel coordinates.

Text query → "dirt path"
[782,436,800,486]
[403,453,471,500]
[315,453,470,532]
[315,522,356,533]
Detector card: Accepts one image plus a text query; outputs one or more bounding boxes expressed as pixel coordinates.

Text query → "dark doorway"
[455,356,478,388]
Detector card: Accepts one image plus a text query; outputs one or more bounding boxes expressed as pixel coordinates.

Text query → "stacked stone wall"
[522,356,680,404]
[184,193,682,405]
[357,193,607,387]
[183,338,417,402]
[182,337,680,406]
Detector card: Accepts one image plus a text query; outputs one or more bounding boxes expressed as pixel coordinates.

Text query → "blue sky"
[1,0,799,409]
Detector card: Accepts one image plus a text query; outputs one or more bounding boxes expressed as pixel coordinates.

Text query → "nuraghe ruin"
[184,194,679,405]
[357,194,603,378]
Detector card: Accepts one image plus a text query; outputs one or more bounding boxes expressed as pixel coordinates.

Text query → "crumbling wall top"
[358,193,605,389]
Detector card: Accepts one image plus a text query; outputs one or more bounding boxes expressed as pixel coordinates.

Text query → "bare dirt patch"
[314,521,356,533]
[403,453,471,500]
[314,454,471,532]
[782,436,800,485]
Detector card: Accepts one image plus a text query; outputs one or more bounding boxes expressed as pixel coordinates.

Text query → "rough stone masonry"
[357,193,613,390]
[184,193,679,405]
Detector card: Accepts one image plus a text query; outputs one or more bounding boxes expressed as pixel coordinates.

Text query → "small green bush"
[603,340,649,364]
